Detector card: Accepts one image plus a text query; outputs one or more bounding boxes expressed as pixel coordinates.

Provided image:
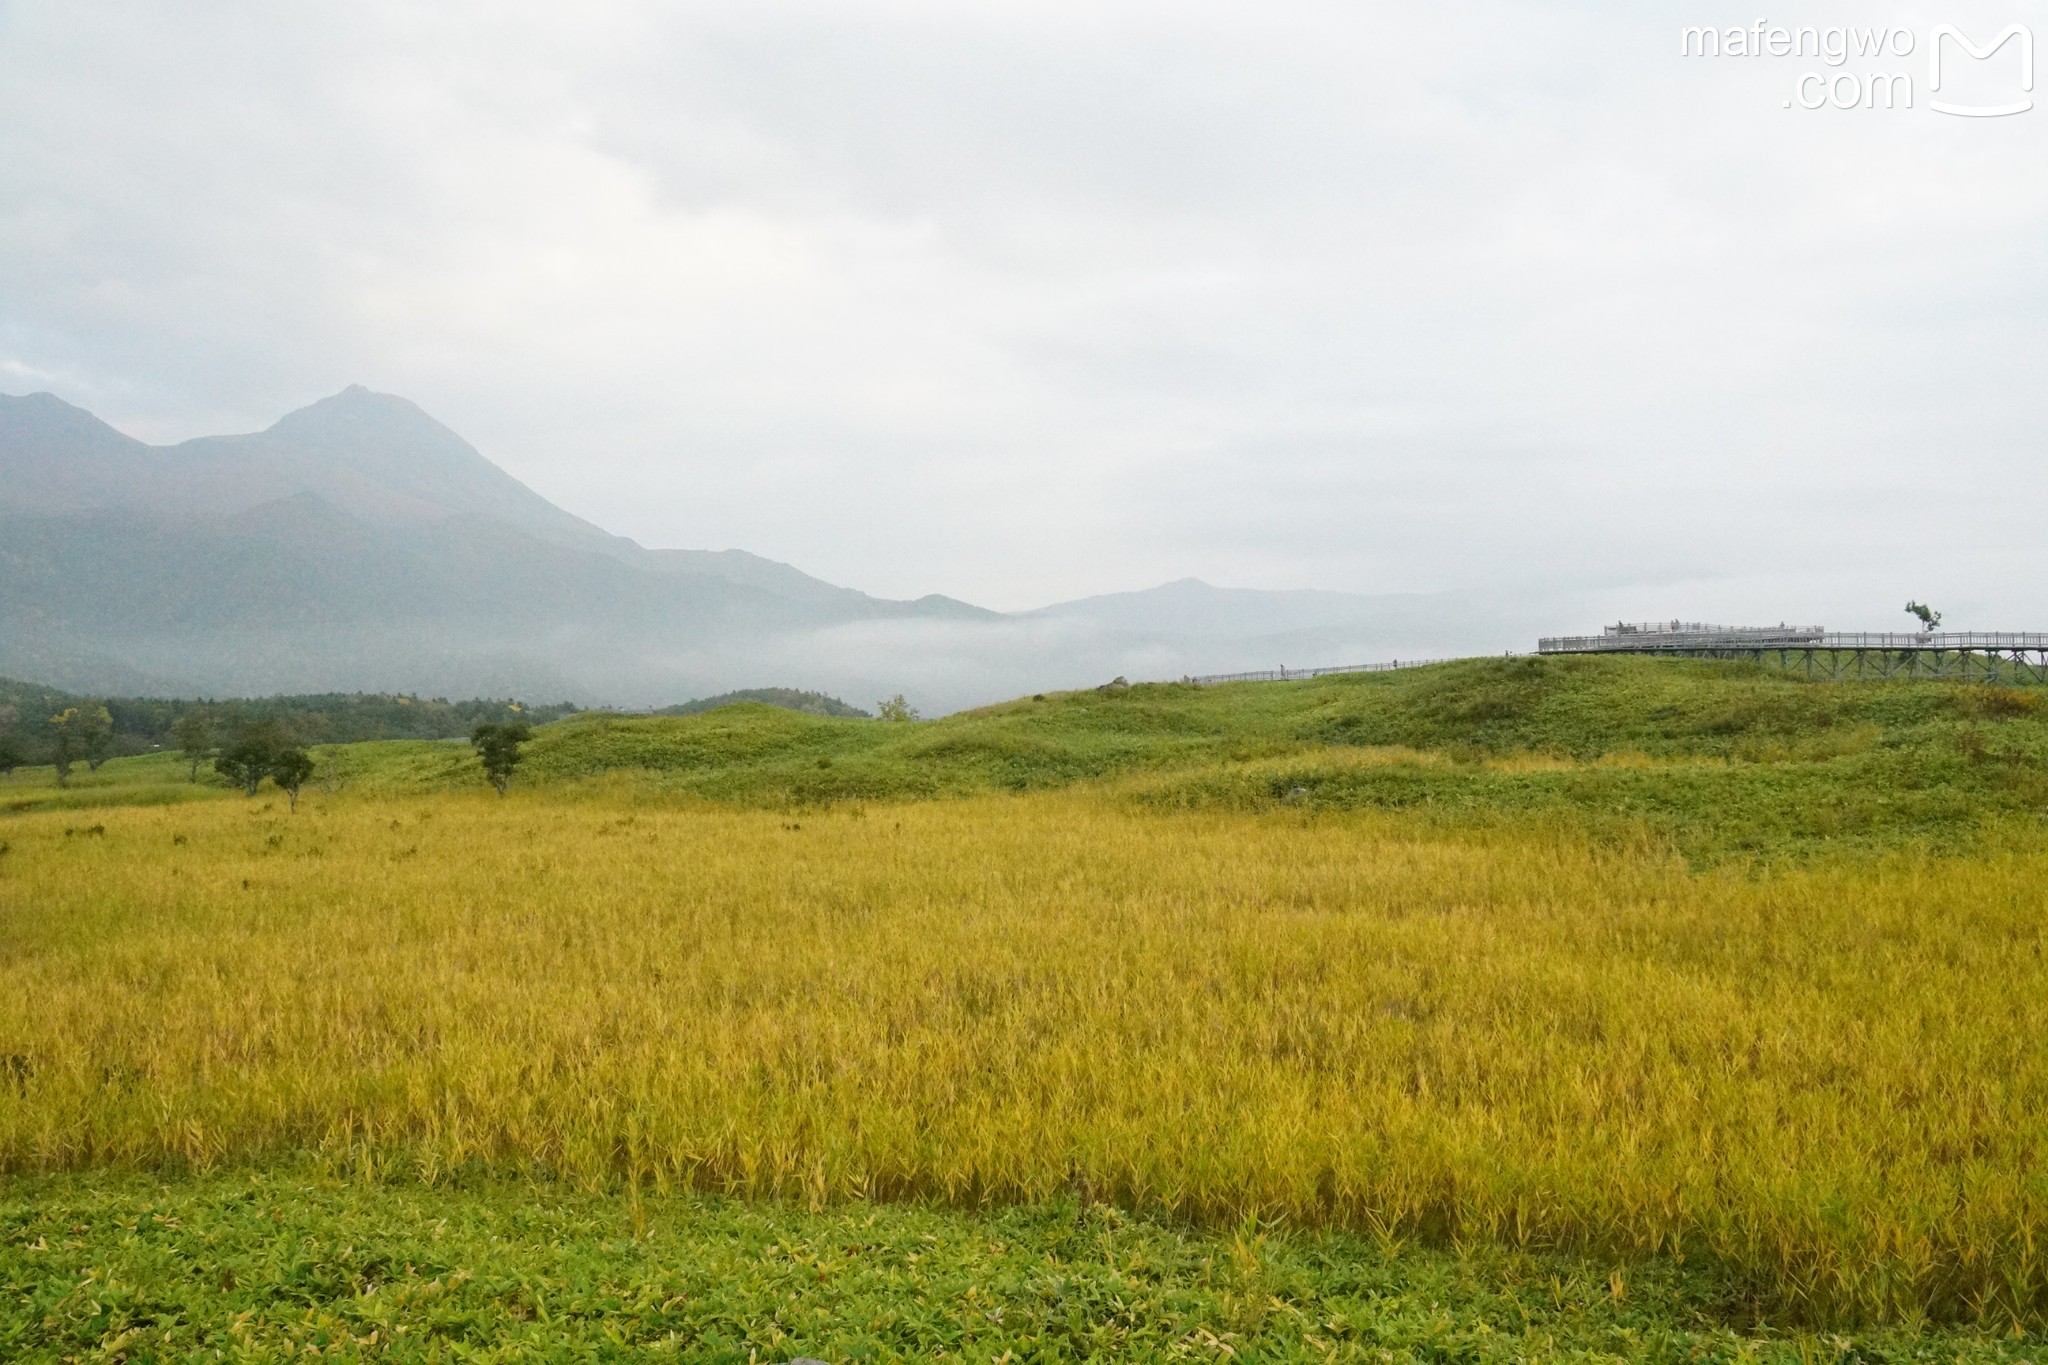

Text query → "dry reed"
[3,790,2045,1325]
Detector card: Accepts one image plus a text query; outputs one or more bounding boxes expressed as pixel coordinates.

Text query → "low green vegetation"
[3,1174,2034,1363]
[0,750,232,814]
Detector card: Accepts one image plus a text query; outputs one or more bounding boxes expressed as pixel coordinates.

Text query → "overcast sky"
[3,0,2044,626]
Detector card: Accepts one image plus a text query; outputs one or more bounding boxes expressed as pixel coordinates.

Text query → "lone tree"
[214,733,273,796]
[1905,601,1942,632]
[173,712,217,783]
[214,719,305,800]
[49,705,115,783]
[470,721,532,795]
[0,732,24,779]
[875,694,920,722]
[77,704,114,771]
[269,747,314,812]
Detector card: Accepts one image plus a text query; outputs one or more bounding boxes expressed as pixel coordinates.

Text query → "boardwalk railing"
[1187,657,1463,685]
[1809,632,2048,650]
[1540,628,1823,653]
[1533,628,2048,684]
[1540,630,2048,654]
[1184,631,2048,689]
[1603,621,1821,639]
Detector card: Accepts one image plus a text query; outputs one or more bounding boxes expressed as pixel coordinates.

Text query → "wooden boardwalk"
[1186,657,1460,686]
[1184,626,2048,688]
[1537,627,2048,684]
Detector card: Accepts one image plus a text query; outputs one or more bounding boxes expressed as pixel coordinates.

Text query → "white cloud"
[1,0,2044,627]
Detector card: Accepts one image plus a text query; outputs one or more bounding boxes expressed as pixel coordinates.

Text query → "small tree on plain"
[470,721,532,796]
[214,736,272,797]
[173,712,217,783]
[214,719,295,797]
[48,709,79,788]
[77,704,114,771]
[875,694,920,722]
[269,747,314,812]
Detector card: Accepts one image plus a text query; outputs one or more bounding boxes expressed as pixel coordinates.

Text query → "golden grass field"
[4,784,2047,1328]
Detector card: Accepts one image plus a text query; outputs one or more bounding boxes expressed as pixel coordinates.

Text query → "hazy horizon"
[3,382,1550,710]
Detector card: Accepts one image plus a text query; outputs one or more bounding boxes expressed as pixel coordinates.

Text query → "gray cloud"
[2,0,2044,632]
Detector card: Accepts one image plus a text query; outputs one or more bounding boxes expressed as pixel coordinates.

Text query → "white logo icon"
[1929,24,2033,116]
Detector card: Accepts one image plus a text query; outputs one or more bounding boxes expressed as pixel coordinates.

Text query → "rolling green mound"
[405,655,2048,859]
[12,654,2048,862]
[656,686,870,718]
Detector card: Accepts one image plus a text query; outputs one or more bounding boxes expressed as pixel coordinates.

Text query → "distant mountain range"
[0,386,1520,711]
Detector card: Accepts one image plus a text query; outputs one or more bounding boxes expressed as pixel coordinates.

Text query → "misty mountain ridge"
[0,386,1514,710]
[2,386,911,603]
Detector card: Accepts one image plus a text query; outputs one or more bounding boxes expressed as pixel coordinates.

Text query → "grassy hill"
[11,654,2048,866]
[654,686,871,718]
[257,654,2048,863]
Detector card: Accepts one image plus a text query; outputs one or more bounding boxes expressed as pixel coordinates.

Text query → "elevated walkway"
[1538,623,2048,683]
[1183,623,2048,688]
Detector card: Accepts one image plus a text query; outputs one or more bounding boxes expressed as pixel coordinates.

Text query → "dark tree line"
[0,677,574,773]
[0,677,550,804]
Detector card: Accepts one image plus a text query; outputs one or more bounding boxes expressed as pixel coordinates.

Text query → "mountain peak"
[217,387,642,555]
[0,390,159,515]
[267,385,452,445]
[0,388,135,438]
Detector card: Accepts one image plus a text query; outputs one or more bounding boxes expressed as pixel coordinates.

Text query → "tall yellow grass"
[3,790,2046,1325]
